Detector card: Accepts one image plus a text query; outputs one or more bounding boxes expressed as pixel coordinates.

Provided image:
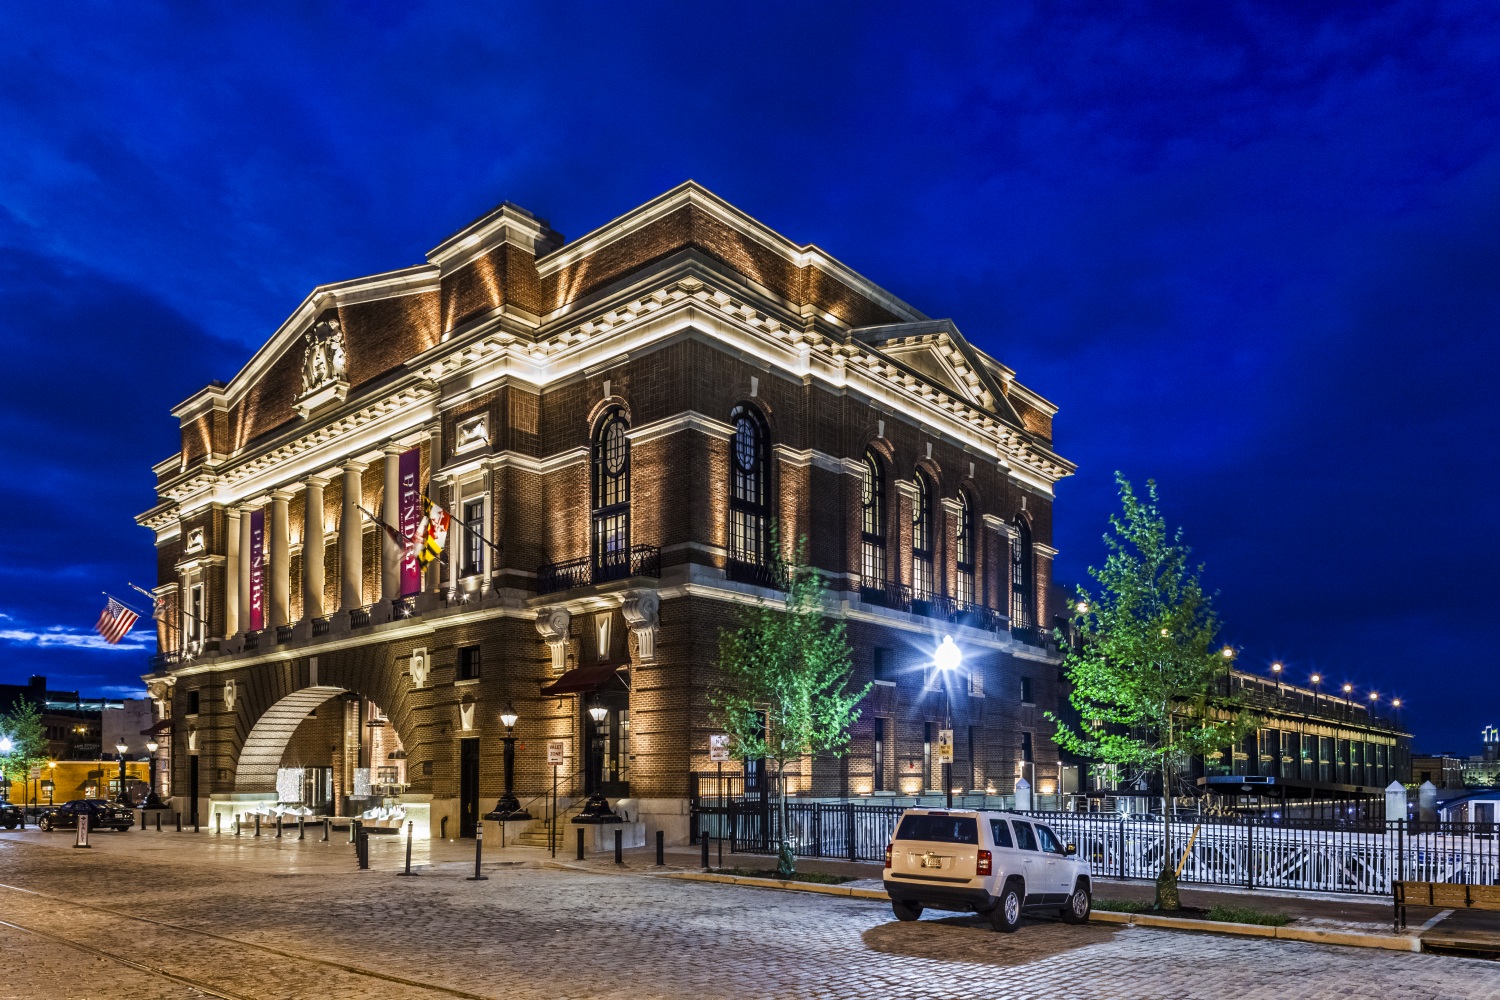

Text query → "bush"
[1092,897,1155,913]
[1205,904,1291,927]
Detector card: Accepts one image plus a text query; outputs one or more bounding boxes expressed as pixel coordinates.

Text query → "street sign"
[709,734,730,762]
[546,740,566,765]
[936,729,954,765]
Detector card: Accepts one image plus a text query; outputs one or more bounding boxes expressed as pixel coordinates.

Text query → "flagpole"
[428,493,504,562]
[102,591,152,619]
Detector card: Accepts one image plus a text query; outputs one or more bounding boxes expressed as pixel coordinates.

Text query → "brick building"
[138,182,1075,841]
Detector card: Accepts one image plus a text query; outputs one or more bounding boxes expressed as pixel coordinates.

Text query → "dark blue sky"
[0,2,1495,752]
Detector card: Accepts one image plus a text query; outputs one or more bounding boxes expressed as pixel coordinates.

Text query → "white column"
[381,443,403,601]
[482,463,496,593]
[340,462,364,611]
[302,477,327,619]
[447,478,462,598]
[238,504,254,631]
[269,490,291,627]
[224,507,240,637]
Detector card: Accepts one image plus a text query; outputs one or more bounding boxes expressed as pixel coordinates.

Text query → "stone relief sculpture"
[409,648,430,688]
[299,316,348,397]
[223,678,237,713]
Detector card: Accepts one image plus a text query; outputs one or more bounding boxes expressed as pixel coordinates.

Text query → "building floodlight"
[934,636,962,672]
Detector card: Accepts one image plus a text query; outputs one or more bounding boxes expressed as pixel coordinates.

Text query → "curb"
[663,872,1423,952]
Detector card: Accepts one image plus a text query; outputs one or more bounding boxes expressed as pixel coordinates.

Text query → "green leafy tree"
[710,533,869,877]
[1048,474,1256,910]
[0,698,50,805]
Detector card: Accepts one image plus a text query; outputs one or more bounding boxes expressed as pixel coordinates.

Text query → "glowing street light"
[932,637,962,808]
[934,636,962,673]
[486,704,529,821]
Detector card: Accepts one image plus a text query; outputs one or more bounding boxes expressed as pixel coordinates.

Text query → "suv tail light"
[977,849,992,876]
[884,843,892,868]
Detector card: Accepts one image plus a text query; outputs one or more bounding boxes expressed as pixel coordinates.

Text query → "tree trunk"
[775,759,795,877]
[1155,759,1179,910]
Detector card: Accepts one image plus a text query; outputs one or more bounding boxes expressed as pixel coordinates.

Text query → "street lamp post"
[934,636,963,809]
[1270,661,1283,699]
[1342,683,1353,721]
[484,704,531,821]
[1310,674,1322,715]
[142,741,165,810]
[0,736,11,805]
[574,700,621,823]
[114,742,130,805]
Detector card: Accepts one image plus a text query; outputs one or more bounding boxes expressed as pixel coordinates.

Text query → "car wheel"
[1061,883,1091,924]
[1,818,15,831]
[989,880,1023,933]
[891,900,923,922]
[38,816,52,832]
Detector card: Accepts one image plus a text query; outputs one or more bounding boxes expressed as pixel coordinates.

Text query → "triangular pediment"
[854,320,1021,426]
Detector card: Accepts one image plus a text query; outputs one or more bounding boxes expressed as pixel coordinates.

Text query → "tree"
[1047,474,1256,910]
[0,698,50,806]
[710,533,869,877]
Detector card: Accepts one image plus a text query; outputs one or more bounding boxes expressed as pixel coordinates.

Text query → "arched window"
[591,407,630,579]
[955,491,976,605]
[1010,516,1034,628]
[728,404,771,578]
[912,471,935,599]
[860,451,886,591]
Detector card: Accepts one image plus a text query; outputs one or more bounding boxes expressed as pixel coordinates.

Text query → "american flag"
[94,597,139,644]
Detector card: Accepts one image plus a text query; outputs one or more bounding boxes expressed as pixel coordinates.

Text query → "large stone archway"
[234,685,349,792]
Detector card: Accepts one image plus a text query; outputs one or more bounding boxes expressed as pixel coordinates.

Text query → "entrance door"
[598,693,631,799]
[459,738,480,838]
[188,755,199,827]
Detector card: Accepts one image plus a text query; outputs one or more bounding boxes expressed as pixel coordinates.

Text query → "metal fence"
[689,787,1500,896]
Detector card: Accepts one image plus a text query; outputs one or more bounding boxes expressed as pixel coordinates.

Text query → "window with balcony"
[912,471,935,600]
[591,407,631,577]
[727,404,771,581]
[860,451,886,590]
[461,499,484,577]
[955,490,975,605]
[1010,516,1034,628]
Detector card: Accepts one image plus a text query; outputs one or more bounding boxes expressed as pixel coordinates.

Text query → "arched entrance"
[235,685,348,792]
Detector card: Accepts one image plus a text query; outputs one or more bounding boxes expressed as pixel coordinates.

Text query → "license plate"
[921,855,944,869]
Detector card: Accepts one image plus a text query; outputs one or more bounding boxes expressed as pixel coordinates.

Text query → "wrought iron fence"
[311,617,331,637]
[349,605,375,629]
[275,623,295,645]
[243,630,260,651]
[537,544,660,594]
[687,778,1500,896]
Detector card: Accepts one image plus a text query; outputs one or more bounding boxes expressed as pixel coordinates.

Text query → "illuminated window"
[727,405,770,572]
[591,407,631,577]
[912,471,935,599]
[1010,517,1034,628]
[461,499,484,577]
[860,452,886,588]
[955,491,975,605]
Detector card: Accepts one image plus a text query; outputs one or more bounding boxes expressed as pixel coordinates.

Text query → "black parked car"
[0,801,21,829]
[37,799,135,832]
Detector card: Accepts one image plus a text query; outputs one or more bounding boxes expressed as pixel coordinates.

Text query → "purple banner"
[400,447,422,596]
[248,507,265,632]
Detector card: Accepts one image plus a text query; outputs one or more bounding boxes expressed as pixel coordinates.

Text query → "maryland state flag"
[414,498,451,569]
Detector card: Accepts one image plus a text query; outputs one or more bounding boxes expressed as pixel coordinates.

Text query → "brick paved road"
[0,831,1495,999]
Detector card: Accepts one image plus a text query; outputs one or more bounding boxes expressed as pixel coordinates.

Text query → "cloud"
[0,624,150,652]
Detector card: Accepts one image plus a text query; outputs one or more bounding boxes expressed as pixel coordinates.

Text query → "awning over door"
[540,663,626,696]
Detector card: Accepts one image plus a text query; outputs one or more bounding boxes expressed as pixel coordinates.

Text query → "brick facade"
[141,183,1075,841]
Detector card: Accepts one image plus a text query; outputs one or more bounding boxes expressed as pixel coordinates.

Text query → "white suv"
[883,808,1091,932]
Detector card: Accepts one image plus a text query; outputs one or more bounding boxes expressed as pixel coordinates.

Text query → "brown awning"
[141,718,172,737]
[540,663,625,697]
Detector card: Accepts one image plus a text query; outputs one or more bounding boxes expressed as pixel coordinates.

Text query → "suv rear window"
[896,814,979,844]
[989,819,1013,848]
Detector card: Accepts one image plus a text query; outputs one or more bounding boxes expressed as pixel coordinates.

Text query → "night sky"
[0,3,1494,752]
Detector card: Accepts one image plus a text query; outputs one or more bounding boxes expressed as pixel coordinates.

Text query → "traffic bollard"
[656,830,664,866]
[215,813,221,836]
[323,818,330,842]
[398,821,416,876]
[155,812,161,832]
[254,814,261,837]
[466,826,488,881]
[235,816,241,837]
[140,810,147,831]
[276,815,283,839]
[701,824,709,870]
[576,827,585,861]
[193,810,199,834]
[298,816,305,841]
[175,812,181,833]
[614,828,623,865]
[74,815,90,849]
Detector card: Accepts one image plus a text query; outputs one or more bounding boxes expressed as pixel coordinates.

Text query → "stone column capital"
[341,458,367,474]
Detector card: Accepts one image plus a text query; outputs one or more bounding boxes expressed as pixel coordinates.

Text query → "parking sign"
[709,734,730,762]
[547,740,565,765]
[936,728,954,764]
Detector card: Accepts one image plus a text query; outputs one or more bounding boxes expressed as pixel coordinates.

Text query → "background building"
[139,183,1075,841]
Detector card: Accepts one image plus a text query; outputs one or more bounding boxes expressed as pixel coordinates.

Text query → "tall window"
[591,407,631,576]
[860,451,886,588]
[728,404,770,571]
[458,645,481,681]
[461,499,484,577]
[912,471,935,599]
[187,584,204,646]
[873,718,886,792]
[1010,516,1034,628]
[955,491,975,605]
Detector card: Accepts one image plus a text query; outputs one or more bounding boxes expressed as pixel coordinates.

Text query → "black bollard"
[276,815,283,839]
[155,812,161,832]
[254,814,261,838]
[175,812,181,833]
[398,820,416,876]
[298,816,305,841]
[614,828,623,865]
[140,810,147,831]
[466,826,487,881]
[193,810,199,834]
[234,816,240,837]
[576,827,585,861]
[701,823,709,870]
[656,829,664,866]
[323,818,330,842]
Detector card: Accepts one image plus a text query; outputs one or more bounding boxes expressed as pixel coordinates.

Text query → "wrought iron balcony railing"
[537,544,661,595]
[349,604,375,629]
[311,616,331,637]
[726,558,787,589]
[243,630,260,651]
[275,623,296,645]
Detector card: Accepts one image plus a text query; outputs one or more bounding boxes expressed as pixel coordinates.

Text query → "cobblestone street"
[0,830,1495,999]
